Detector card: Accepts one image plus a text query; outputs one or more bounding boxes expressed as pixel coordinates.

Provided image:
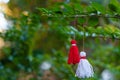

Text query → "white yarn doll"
[75,51,94,78]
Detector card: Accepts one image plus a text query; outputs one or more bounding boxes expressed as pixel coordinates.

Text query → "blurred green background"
[0,0,120,80]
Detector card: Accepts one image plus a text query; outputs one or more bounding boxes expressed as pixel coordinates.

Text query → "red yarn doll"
[67,40,80,64]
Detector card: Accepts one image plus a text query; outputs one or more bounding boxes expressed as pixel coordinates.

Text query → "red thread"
[80,56,86,59]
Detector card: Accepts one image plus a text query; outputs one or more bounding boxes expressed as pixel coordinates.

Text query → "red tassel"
[67,40,80,64]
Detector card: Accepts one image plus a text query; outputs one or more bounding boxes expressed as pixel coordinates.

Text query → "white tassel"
[75,51,94,78]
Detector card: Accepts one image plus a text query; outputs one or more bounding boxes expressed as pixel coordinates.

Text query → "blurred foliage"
[0,0,120,80]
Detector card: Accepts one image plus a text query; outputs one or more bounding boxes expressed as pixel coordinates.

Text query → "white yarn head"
[80,51,86,57]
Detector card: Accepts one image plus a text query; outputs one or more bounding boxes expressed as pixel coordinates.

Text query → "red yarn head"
[71,40,76,44]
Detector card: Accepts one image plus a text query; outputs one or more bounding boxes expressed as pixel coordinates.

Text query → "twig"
[41,14,120,19]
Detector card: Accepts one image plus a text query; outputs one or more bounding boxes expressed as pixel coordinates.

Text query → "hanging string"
[83,25,85,51]
[72,15,77,40]
[82,16,88,51]
[73,32,75,40]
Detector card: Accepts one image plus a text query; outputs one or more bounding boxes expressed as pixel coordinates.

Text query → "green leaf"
[91,2,106,14]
